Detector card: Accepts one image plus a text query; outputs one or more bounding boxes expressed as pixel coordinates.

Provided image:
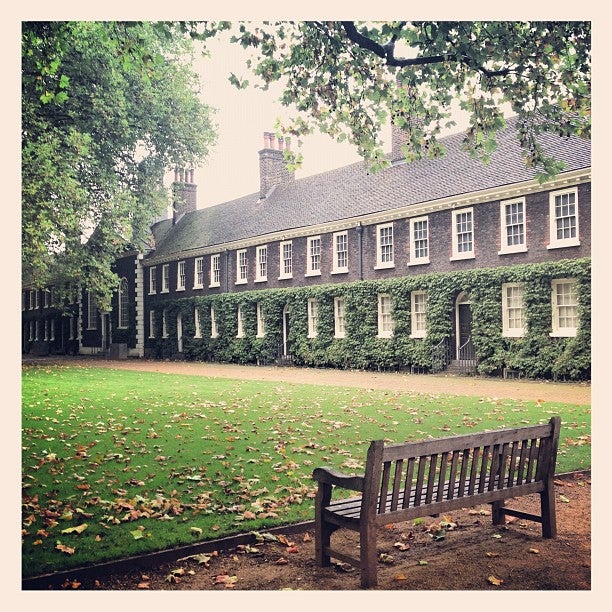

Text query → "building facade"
[22,119,592,379]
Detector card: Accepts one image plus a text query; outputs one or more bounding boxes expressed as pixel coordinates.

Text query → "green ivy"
[148,258,591,380]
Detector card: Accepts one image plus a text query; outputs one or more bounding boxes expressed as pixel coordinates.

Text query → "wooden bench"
[313,416,561,588]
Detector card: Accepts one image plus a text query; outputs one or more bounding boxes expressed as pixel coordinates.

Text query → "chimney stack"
[259,131,295,199]
[172,167,197,224]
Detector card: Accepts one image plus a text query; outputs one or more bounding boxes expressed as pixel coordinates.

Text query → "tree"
[194,21,590,175]
[22,21,216,309]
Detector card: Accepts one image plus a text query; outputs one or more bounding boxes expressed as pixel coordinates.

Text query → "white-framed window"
[375,223,394,269]
[35,290,40,309]
[256,302,265,338]
[149,310,156,338]
[177,261,186,291]
[334,296,346,338]
[332,231,349,274]
[255,245,268,282]
[118,278,129,328]
[35,320,40,341]
[68,315,75,340]
[279,241,293,279]
[28,291,35,310]
[236,249,248,285]
[161,264,170,293]
[193,258,204,289]
[149,266,157,294]
[551,279,579,337]
[44,319,49,341]
[237,305,245,338]
[409,216,430,265]
[194,307,201,338]
[210,305,219,338]
[451,208,475,260]
[43,289,51,309]
[306,236,321,276]
[162,309,168,338]
[307,298,319,338]
[410,291,427,338]
[50,319,55,341]
[499,198,527,255]
[548,188,580,249]
[377,293,394,338]
[210,254,221,288]
[28,320,34,341]
[87,292,98,330]
[22,291,26,311]
[502,283,525,337]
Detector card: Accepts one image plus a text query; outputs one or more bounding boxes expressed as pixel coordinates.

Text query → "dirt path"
[30,356,591,405]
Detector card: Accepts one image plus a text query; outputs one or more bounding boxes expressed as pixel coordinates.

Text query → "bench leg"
[315,518,334,567]
[360,523,378,589]
[492,500,506,526]
[540,483,557,538]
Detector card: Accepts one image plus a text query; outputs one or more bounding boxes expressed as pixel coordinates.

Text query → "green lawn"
[21,364,591,578]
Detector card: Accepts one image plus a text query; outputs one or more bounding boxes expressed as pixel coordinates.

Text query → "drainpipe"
[356,222,364,281]
[223,249,229,293]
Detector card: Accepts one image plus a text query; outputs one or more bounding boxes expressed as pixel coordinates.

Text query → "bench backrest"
[361,417,561,518]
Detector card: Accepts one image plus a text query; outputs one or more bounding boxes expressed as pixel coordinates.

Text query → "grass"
[21,364,591,578]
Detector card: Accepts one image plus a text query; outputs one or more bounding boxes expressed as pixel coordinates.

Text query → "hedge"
[149,258,591,381]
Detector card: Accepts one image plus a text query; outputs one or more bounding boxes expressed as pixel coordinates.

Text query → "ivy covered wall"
[148,258,591,381]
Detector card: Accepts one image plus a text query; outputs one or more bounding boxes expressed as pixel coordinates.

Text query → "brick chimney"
[172,168,197,224]
[259,131,295,199]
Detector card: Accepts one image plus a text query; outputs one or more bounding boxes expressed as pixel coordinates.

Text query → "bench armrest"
[312,467,365,492]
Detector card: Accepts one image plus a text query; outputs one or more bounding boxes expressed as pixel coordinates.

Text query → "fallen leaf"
[393,542,411,551]
[528,548,540,554]
[559,495,571,503]
[486,552,500,558]
[488,575,504,586]
[61,523,88,535]
[418,560,428,566]
[276,557,289,565]
[394,573,408,581]
[55,543,75,555]
[379,553,394,564]
[137,582,150,589]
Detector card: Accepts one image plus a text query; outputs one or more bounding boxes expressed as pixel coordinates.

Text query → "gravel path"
[24,356,591,405]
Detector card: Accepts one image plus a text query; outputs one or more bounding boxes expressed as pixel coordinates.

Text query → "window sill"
[160,289,170,294]
[450,253,475,262]
[547,240,580,250]
[254,278,267,283]
[235,279,248,286]
[407,258,430,267]
[377,333,393,339]
[192,285,204,290]
[374,262,395,270]
[278,275,293,281]
[502,331,525,338]
[176,287,186,292]
[148,291,157,296]
[331,269,349,275]
[409,333,426,339]
[305,271,321,278]
[209,283,220,289]
[498,247,528,256]
[550,330,577,338]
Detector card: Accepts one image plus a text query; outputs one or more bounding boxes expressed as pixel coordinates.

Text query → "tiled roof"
[149,118,591,259]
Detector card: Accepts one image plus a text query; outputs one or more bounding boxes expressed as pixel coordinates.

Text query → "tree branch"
[340,21,511,77]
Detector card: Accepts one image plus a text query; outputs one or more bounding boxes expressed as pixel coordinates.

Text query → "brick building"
[22,117,592,379]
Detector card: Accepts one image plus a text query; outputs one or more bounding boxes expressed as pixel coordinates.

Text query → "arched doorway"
[454,292,474,360]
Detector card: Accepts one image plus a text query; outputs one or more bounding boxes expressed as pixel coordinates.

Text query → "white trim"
[176,260,186,291]
[210,305,219,338]
[256,302,265,338]
[377,293,393,338]
[334,296,346,338]
[306,235,322,276]
[143,170,590,265]
[194,306,202,338]
[278,240,293,280]
[209,253,221,288]
[193,257,204,289]
[450,207,475,261]
[410,291,427,338]
[307,298,318,338]
[501,282,525,337]
[498,197,528,255]
[331,230,349,274]
[550,278,579,337]
[255,245,268,282]
[162,309,168,338]
[547,187,580,250]
[236,305,245,338]
[148,265,157,295]
[408,215,430,266]
[149,309,156,338]
[375,222,395,269]
[236,248,248,285]
[161,264,170,293]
